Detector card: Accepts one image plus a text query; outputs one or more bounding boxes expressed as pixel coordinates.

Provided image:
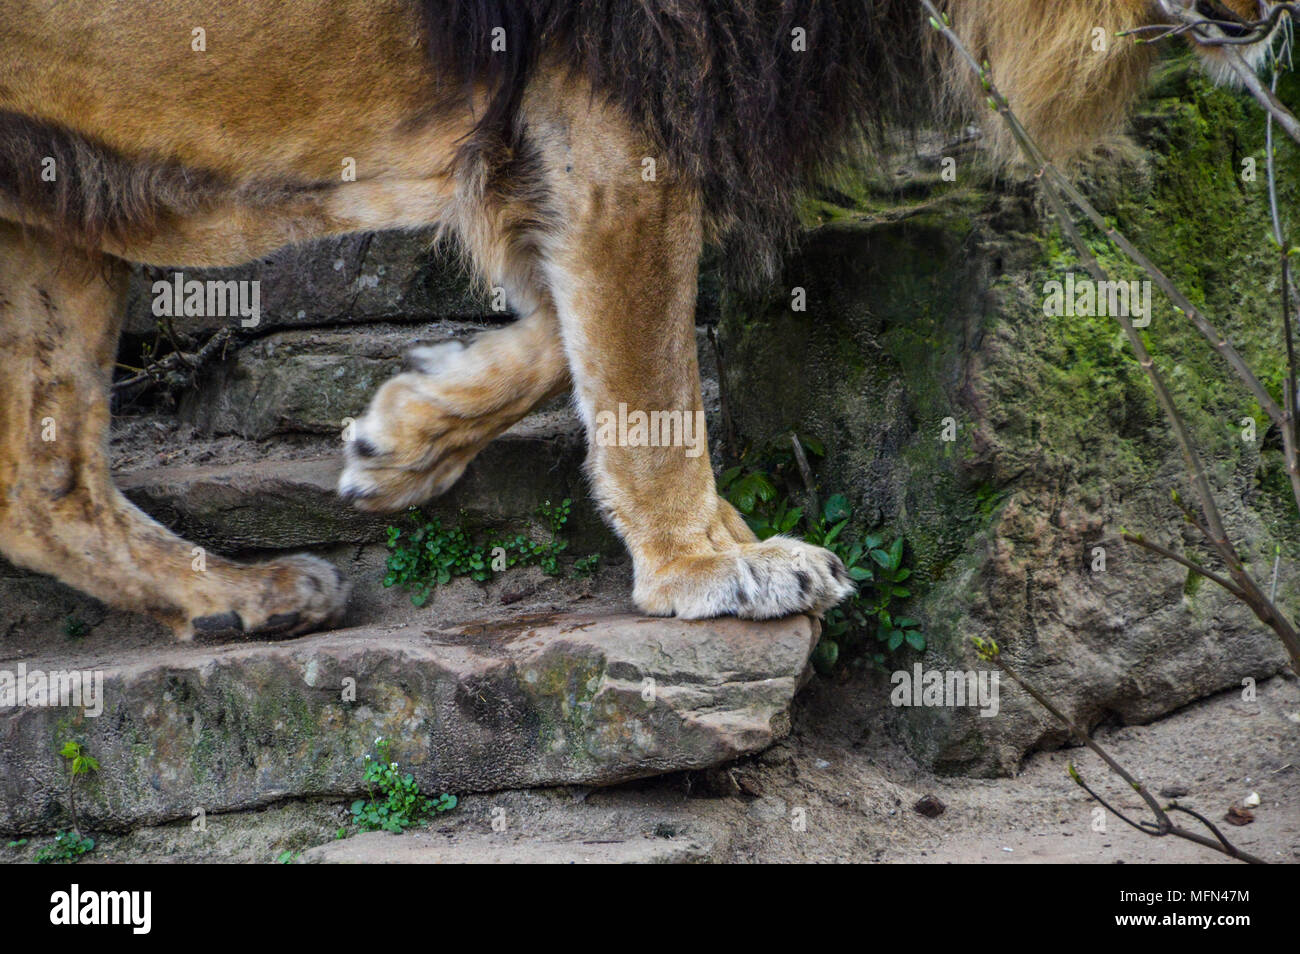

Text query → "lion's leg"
[0,223,348,639]
[338,297,570,510]
[529,94,854,619]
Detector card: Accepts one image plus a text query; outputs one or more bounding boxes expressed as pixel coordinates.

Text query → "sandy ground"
[6,668,1293,864]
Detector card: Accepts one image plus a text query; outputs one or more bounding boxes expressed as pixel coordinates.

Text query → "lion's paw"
[633,536,855,620]
[337,344,507,512]
[185,554,350,642]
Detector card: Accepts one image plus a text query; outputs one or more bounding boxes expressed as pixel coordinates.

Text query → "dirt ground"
[6,666,1294,864]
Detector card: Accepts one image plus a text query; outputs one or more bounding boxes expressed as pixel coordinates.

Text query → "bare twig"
[789,431,819,518]
[1122,531,1246,599]
[113,326,234,397]
[1126,3,1299,47]
[971,637,1267,864]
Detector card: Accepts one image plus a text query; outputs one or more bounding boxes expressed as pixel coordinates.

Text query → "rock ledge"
[0,613,818,832]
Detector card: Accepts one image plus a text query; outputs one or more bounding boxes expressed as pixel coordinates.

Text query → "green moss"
[517,655,608,757]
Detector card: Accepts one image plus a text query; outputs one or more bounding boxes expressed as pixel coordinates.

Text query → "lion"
[0,1,1280,640]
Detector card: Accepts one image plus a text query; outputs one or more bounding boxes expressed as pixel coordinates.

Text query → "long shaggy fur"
[939,0,1157,161]
[423,0,1159,281]
[0,1,1168,274]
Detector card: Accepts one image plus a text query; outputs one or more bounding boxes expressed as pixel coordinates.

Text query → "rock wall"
[719,61,1298,773]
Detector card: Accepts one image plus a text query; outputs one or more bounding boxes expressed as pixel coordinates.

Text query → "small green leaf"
[800,434,826,457]
[811,639,840,674]
[822,493,851,524]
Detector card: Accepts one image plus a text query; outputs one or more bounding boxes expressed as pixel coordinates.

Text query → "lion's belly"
[0,0,463,185]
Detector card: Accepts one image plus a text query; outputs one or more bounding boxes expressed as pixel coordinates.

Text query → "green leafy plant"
[62,615,89,639]
[720,438,927,671]
[34,740,100,864]
[35,830,95,865]
[383,499,575,607]
[61,739,100,779]
[573,553,601,577]
[349,738,457,833]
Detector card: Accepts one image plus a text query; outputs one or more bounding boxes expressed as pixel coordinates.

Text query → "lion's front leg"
[0,223,349,640]
[338,303,571,511]
[531,93,854,620]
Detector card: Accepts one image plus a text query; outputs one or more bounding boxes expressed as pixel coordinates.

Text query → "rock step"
[0,612,819,833]
[115,409,603,554]
[122,230,723,338]
[296,781,728,864]
[169,321,721,443]
[2,408,614,648]
[124,232,493,338]
[178,321,492,441]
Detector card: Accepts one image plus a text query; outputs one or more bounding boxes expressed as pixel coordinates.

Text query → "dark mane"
[422,0,937,283]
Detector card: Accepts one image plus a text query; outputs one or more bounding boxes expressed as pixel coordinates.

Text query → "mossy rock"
[719,58,1296,775]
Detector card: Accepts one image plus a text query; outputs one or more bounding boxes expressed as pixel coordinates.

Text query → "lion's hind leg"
[0,223,349,640]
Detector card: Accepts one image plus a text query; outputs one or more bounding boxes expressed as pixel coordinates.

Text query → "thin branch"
[1125,3,1299,48]
[789,431,819,518]
[1122,532,1247,599]
[971,637,1267,864]
[1165,803,1245,857]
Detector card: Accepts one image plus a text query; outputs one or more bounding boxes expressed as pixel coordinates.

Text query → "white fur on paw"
[637,537,856,621]
[338,414,388,494]
[406,340,468,376]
